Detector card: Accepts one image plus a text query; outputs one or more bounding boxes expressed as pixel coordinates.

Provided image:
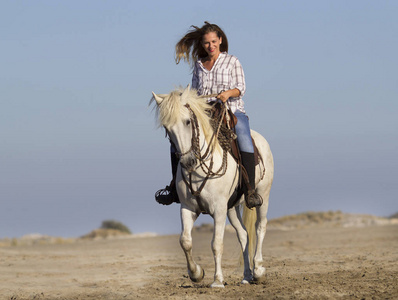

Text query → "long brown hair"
[175,21,229,65]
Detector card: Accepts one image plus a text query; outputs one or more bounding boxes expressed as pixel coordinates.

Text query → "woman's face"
[201,31,222,58]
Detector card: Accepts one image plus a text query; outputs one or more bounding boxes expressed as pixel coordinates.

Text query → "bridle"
[167,103,201,160]
[167,101,232,200]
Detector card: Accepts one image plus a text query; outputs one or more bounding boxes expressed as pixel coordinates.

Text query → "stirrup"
[245,190,263,209]
[155,186,175,205]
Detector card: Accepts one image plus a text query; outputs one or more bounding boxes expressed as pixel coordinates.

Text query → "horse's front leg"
[210,209,227,288]
[227,205,252,284]
[180,207,204,283]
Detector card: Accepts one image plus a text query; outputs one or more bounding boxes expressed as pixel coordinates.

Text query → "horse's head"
[151,86,213,172]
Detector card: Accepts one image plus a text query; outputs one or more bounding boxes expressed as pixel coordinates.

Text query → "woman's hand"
[216,91,230,103]
[216,88,241,103]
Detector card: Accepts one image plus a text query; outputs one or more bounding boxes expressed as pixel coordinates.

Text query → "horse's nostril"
[180,155,197,171]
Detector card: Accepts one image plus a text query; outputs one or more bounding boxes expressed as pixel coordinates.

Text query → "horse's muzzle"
[180,154,197,172]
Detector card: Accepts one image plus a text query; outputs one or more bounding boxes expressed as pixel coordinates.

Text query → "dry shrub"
[81,228,130,239]
[101,220,132,234]
[389,212,398,219]
[80,220,132,240]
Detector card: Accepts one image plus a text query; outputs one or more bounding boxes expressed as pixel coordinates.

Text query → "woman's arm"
[217,57,245,102]
[217,88,241,102]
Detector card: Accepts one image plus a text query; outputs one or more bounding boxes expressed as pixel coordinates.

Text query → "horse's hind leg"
[253,190,270,281]
[180,207,204,283]
[227,206,252,284]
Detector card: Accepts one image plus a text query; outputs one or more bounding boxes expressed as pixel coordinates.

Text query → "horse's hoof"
[210,280,225,288]
[241,279,250,284]
[253,266,266,281]
[242,271,253,284]
[189,266,205,283]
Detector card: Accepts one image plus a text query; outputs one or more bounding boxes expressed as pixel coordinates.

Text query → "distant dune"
[266,210,398,230]
[192,210,398,232]
[1,211,397,247]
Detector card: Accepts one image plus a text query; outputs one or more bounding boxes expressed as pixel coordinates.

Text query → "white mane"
[151,87,215,147]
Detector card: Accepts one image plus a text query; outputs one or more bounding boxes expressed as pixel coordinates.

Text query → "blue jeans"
[234,110,254,153]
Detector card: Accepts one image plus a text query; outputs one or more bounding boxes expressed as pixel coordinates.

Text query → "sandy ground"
[1,223,397,299]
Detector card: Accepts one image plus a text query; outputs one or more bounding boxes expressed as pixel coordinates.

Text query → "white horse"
[151,86,274,288]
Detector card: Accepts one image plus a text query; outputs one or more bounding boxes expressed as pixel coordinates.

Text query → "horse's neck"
[197,125,234,172]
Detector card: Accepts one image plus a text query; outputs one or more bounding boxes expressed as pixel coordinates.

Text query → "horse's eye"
[186,120,191,126]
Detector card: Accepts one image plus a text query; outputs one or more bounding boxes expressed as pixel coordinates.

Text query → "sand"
[1,222,397,299]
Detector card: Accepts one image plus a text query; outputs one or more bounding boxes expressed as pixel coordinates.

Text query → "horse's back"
[251,130,273,167]
[251,129,274,187]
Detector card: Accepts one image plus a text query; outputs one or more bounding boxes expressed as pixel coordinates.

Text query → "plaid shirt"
[192,52,246,113]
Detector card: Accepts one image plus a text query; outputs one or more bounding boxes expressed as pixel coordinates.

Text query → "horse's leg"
[180,207,204,283]
[210,209,227,288]
[227,206,252,284]
[252,190,270,281]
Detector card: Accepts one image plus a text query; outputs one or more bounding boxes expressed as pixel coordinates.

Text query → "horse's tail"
[242,204,257,265]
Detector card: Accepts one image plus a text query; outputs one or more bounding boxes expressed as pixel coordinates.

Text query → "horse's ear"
[182,84,191,98]
[152,92,164,105]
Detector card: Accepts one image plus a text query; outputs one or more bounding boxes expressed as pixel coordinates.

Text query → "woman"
[155,22,262,209]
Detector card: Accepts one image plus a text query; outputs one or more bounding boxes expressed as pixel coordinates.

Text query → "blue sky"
[1,0,397,238]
